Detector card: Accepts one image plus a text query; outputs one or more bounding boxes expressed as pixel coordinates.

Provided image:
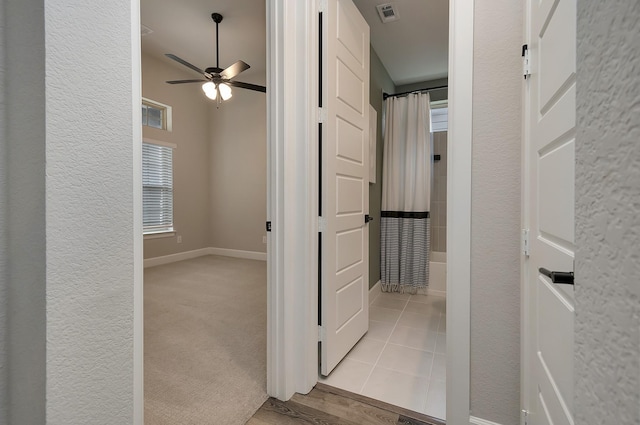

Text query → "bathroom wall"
[430,131,447,253]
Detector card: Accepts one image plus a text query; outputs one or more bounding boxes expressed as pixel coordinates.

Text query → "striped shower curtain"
[381,93,432,294]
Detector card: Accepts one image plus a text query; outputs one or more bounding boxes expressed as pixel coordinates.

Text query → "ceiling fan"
[165,13,266,103]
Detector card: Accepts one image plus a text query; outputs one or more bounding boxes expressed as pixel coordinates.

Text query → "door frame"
[264,0,475,423]
[130,0,475,419]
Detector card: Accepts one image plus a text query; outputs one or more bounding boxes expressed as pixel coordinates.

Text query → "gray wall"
[208,89,267,253]
[368,46,395,288]
[0,5,6,421]
[142,54,212,259]
[431,132,447,253]
[2,0,136,422]
[395,77,449,102]
[470,0,523,424]
[575,2,640,424]
[4,0,46,422]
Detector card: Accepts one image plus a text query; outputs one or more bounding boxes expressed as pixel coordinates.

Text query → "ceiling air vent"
[376,3,399,23]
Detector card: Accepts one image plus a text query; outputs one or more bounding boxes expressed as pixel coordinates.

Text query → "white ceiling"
[140,0,447,88]
[353,0,449,86]
[140,0,266,85]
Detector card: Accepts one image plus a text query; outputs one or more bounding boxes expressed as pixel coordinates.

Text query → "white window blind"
[430,106,448,133]
[143,142,174,234]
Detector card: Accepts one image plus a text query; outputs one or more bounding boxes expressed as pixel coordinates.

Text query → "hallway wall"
[575,2,640,423]
[470,0,523,423]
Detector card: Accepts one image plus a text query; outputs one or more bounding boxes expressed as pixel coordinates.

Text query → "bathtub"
[429,251,447,296]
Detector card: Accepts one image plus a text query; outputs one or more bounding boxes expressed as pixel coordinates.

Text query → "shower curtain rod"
[382,85,448,100]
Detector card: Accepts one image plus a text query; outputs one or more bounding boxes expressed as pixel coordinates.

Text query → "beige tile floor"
[319,290,446,420]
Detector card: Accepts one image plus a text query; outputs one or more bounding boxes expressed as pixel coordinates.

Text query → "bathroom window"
[430,101,448,133]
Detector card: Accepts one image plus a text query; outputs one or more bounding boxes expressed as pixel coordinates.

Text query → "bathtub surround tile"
[361,367,430,413]
[389,325,438,352]
[346,337,386,364]
[318,358,374,394]
[376,344,434,377]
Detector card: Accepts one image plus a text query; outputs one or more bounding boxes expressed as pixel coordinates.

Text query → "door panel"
[525,0,576,423]
[321,0,370,376]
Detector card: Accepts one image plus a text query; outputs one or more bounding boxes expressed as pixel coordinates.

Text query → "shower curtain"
[381,92,432,294]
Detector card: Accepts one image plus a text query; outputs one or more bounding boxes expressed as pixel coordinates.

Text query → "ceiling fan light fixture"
[202,81,217,100]
[219,83,232,101]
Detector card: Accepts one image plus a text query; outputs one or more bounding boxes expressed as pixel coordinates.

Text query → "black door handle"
[364,214,374,223]
[539,268,574,285]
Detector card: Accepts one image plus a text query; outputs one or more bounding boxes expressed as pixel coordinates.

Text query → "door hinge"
[522,44,531,79]
[318,0,327,13]
[318,107,327,123]
[318,216,327,232]
[521,409,530,425]
[266,221,272,232]
[318,325,325,342]
[522,229,530,257]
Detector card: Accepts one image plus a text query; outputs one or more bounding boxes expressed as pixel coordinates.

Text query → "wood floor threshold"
[247,383,445,425]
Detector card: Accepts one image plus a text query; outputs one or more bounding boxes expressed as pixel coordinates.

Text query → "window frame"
[142,138,177,238]
[142,97,173,132]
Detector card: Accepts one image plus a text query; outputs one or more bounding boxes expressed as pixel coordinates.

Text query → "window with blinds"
[143,142,174,234]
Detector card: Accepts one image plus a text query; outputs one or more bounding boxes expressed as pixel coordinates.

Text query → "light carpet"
[145,255,268,425]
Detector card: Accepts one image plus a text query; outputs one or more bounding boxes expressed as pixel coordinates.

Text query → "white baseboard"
[144,248,210,268]
[470,416,504,425]
[144,247,267,268]
[369,280,382,304]
[207,247,267,261]
[427,288,447,297]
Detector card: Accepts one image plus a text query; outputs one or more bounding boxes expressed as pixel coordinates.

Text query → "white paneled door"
[320,0,370,376]
[524,0,576,424]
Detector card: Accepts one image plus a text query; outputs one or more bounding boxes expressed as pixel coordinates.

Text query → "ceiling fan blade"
[166,79,208,84]
[226,80,267,93]
[165,54,206,76]
[220,60,250,80]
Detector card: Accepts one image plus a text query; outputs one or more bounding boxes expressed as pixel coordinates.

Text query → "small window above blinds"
[142,98,172,131]
[142,141,174,234]
[430,106,448,133]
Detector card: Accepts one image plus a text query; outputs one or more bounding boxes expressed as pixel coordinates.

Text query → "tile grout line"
[357,294,411,394]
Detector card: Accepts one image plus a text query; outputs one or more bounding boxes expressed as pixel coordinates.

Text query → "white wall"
[209,88,267,253]
[470,0,523,423]
[44,0,137,422]
[575,2,640,424]
[2,0,138,423]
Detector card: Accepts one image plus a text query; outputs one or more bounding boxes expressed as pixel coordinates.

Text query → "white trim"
[470,416,505,425]
[131,0,143,422]
[143,231,175,239]
[143,248,210,268]
[266,0,319,401]
[208,247,267,261]
[447,0,473,423]
[142,138,177,149]
[369,280,382,304]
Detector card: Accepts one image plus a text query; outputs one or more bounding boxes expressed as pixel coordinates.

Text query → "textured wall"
[142,54,212,259]
[209,88,267,253]
[368,47,395,288]
[4,0,47,422]
[575,2,640,424]
[44,0,135,423]
[470,0,523,423]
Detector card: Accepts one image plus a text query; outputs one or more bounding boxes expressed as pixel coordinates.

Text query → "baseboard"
[427,288,447,297]
[144,248,210,268]
[207,247,267,261]
[369,280,382,304]
[470,416,504,425]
